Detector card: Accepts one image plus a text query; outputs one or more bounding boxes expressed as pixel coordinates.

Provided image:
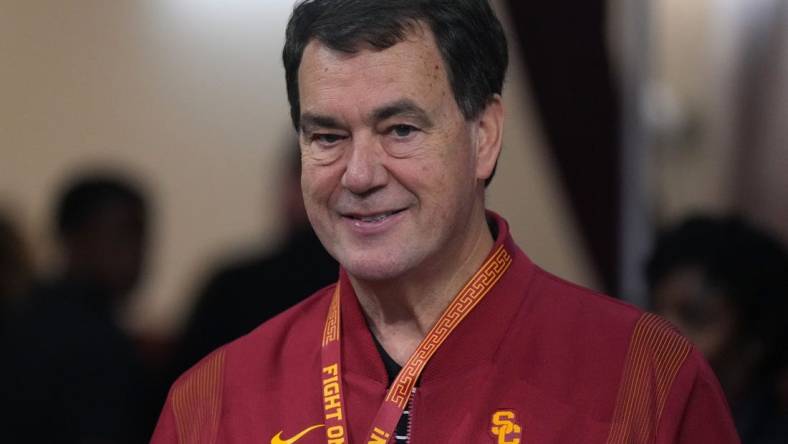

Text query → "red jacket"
[151,214,739,443]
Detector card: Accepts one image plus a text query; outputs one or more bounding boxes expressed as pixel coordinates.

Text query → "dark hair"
[282,0,508,128]
[0,211,30,303]
[55,174,147,240]
[646,215,788,360]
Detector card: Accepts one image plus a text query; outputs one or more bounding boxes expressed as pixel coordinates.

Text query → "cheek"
[442,127,477,176]
[398,156,449,198]
[407,147,474,206]
[301,164,345,214]
[301,164,330,197]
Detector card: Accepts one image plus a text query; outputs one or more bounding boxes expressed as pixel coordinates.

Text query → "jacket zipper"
[404,387,417,443]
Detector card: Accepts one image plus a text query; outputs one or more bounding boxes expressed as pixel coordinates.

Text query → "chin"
[339,252,415,282]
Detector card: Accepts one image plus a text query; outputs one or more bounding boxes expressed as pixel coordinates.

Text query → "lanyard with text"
[319,244,512,443]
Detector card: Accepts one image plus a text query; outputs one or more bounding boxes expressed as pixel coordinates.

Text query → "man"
[1,174,156,444]
[152,1,739,442]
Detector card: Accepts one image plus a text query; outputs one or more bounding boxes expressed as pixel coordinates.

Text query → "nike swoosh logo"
[271,424,324,444]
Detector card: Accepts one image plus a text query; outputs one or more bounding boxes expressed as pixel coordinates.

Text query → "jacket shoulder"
[163,348,227,444]
[607,312,693,438]
[528,266,645,336]
[158,284,336,442]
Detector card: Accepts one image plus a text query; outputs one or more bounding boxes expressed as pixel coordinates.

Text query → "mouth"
[343,208,407,223]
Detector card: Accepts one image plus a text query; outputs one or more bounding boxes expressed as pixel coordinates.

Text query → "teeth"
[359,211,394,222]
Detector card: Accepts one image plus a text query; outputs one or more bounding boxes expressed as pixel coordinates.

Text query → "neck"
[351,211,495,365]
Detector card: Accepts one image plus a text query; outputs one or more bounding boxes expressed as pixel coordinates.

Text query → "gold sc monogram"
[490,410,522,444]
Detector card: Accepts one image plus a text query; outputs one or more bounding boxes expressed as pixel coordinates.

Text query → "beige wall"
[1,0,597,336]
[647,0,788,244]
[649,0,737,223]
[646,0,788,226]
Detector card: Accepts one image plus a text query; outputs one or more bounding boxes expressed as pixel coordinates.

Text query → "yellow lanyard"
[319,244,512,443]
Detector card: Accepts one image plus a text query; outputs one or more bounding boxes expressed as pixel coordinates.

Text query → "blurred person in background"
[0,211,32,332]
[171,146,337,376]
[0,173,157,444]
[647,215,788,444]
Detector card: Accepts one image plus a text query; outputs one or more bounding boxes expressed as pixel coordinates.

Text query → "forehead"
[297,28,452,119]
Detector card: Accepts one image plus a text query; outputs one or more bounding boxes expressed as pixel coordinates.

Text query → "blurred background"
[0,0,786,442]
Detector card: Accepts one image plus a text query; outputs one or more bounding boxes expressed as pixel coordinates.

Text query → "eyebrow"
[299,113,344,134]
[370,99,433,128]
[299,99,434,133]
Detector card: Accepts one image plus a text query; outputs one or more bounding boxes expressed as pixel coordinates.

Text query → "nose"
[341,134,388,195]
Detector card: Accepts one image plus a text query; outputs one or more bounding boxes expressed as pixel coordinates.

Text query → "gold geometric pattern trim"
[606,313,692,444]
[385,244,513,407]
[172,348,226,444]
[322,286,341,346]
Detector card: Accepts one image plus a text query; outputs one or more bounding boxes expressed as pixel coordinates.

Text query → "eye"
[312,133,345,146]
[390,124,418,138]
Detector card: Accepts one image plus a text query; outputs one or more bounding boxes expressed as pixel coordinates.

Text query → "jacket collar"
[336,210,536,385]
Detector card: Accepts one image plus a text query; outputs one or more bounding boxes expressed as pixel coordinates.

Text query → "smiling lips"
[340,208,407,233]
[343,208,406,223]
[357,213,391,223]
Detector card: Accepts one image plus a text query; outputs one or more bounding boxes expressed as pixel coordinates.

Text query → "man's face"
[297,27,493,282]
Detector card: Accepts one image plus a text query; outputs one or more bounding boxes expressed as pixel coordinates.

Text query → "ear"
[474,95,504,183]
